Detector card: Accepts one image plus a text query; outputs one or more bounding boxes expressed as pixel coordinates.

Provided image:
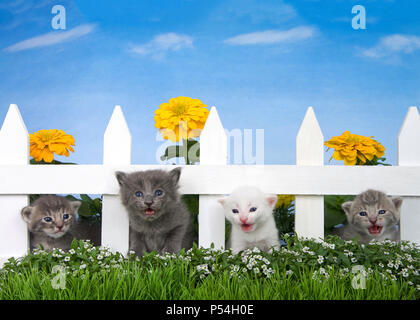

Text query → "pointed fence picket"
[398,106,420,244]
[0,104,29,265]
[0,103,419,266]
[199,107,228,249]
[295,107,324,240]
[102,105,132,254]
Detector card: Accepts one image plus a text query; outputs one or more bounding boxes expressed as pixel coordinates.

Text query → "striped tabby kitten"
[21,195,81,251]
[334,189,402,244]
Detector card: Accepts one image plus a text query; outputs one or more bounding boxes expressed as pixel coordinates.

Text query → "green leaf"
[186,139,200,164]
[338,252,350,267]
[160,145,183,161]
[30,159,76,165]
[29,194,41,204]
[159,139,200,164]
[65,195,79,202]
[80,194,94,204]
[77,201,96,217]
[324,195,354,230]
[93,198,102,211]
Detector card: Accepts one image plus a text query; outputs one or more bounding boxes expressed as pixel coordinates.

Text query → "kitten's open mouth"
[241,223,254,232]
[145,208,155,216]
[368,225,383,235]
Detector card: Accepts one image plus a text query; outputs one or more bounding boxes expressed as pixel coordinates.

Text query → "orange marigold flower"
[29,129,75,163]
[154,96,209,142]
[324,131,385,166]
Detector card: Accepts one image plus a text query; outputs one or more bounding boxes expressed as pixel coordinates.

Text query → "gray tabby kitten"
[116,167,194,257]
[333,189,402,244]
[21,195,82,251]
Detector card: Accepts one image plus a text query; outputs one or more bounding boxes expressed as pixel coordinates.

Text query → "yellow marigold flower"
[324,131,385,166]
[154,96,209,142]
[29,129,75,163]
[276,195,295,209]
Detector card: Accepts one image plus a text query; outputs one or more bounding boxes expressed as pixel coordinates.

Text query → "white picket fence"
[0,104,420,266]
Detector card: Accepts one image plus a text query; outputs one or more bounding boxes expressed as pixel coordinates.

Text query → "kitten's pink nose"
[240,216,248,224]
[369,217,377,224]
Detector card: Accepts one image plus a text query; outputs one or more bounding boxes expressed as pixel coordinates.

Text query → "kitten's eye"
[44,217,52,222]
[249,207,257,212]
[359,211,367,217]
[63,214,70,220]
[378,210,386,215]
[232,209,239,214]
[155,190,163,196]
[135,191,143,197]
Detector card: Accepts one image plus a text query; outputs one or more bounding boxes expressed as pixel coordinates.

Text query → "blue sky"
[0,0,419,165]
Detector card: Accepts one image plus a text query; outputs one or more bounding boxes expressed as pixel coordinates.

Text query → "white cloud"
[361,34,420,58]
[224,26,315,46]
[3,24,96,52]
[130,33,193,59]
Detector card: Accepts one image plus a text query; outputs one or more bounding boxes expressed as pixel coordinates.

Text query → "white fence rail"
[0,104,419,265]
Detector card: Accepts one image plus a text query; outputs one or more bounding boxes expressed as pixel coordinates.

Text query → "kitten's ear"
[21,206,34,223]
[266,194,277,209]
[341,201,353,217]
[391,197,403,211]
[169,167,182,185]
[70,201,82,213]
[115,171,127,187]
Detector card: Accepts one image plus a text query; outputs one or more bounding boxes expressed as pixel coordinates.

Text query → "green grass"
[1,237,418,300]
[1,263,416,300]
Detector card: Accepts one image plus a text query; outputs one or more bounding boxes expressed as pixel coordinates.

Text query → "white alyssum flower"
[230,265,240,273]
[197,264,210,274]
[317,255,324,264]
[343,250,353,257]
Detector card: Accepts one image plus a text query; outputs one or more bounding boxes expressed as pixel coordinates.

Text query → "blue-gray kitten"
[116,167,193,257]
[333,189,402,243]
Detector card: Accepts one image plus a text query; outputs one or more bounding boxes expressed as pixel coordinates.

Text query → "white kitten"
[218,186,280,254]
